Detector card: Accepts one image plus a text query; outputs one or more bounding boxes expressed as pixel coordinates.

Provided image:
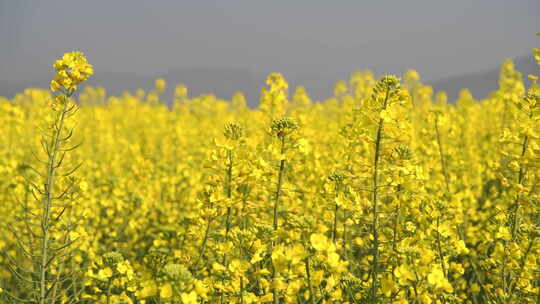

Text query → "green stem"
[369,86,390,302]
[40,94,70,304]
[434,117,450,194]
[193,217,212,272]
[332,204,339,243]
[272,135,287,304]
[106,277,112,304]
[436,216,447,277]
[273,136,286,231]
[220,149,234,303]
[332,181,340,243]
[509,237,536,298]
[510,133,528,240]
[224,149,234,242]
[305,256,316,304]
[434,115,450,298]
[391,185,402,282]
[240,276,245,304]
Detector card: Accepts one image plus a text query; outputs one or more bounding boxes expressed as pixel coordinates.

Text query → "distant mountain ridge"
[1,55,537,107]
[428,54,538,101]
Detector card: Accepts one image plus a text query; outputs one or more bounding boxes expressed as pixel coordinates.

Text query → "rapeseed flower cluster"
[50,51,93,93]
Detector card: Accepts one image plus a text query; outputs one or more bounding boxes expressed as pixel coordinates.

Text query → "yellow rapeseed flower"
[50,51,93,93]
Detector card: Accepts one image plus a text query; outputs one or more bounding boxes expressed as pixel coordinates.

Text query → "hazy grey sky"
[1,0,539,83]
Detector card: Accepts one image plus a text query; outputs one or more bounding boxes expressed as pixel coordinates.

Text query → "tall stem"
[434,117,450,194]
[40,95,70,304]
[391,185,402,282]
[436,216,448,277]
[305,256,316,304]
[192,217,212,272]
[369,87,389,302]
[273,136,286,231]
[434,115,450,284]
[224,149,234,242]
[331,181,340,243]
[272,135,286,304]
[221,150,234,304]
[511,133,528,239]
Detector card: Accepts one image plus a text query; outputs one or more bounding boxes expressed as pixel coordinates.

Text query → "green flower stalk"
[39,51,92,304]
[328,172,345,243]
[220,122,244,304]
[269,117,298,304]
[4,51,92,304]
[368,75,403,302]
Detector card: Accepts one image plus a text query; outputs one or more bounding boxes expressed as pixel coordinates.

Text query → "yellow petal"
[160,283,173,298]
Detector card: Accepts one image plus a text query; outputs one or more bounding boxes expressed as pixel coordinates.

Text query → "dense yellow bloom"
[310,233,328,251]
[50,51,93,92]
[181,291,198,304]
[427,268,453,292]
[160,283,173,298]
[97,267,113,280]
[260,73,289,119]
[266,73,288,92]
[138,280,157,298]
[2,44,540,303]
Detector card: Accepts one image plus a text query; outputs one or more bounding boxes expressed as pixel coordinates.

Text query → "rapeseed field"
[0,44,539,303]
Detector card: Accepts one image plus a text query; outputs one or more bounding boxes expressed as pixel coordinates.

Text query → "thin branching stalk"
[436,216,448,277]
[192,214,213,272]
[369,85,390,302]
[332,203,339,244]
[39,93,71,304]
[331,178,342,244]
[240,276,245,304]
[305,256,316,304]
[220,150,234,304]
[223,149,234,242]
[502,108,532,299]
[273,135,286,232]
[391,185,402,282]
[434,116,451,194]
[271,134,286,304]
[510,130,529,239]
[106,276,113,304]
[509,236,536,297]
[434,114,451,285]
